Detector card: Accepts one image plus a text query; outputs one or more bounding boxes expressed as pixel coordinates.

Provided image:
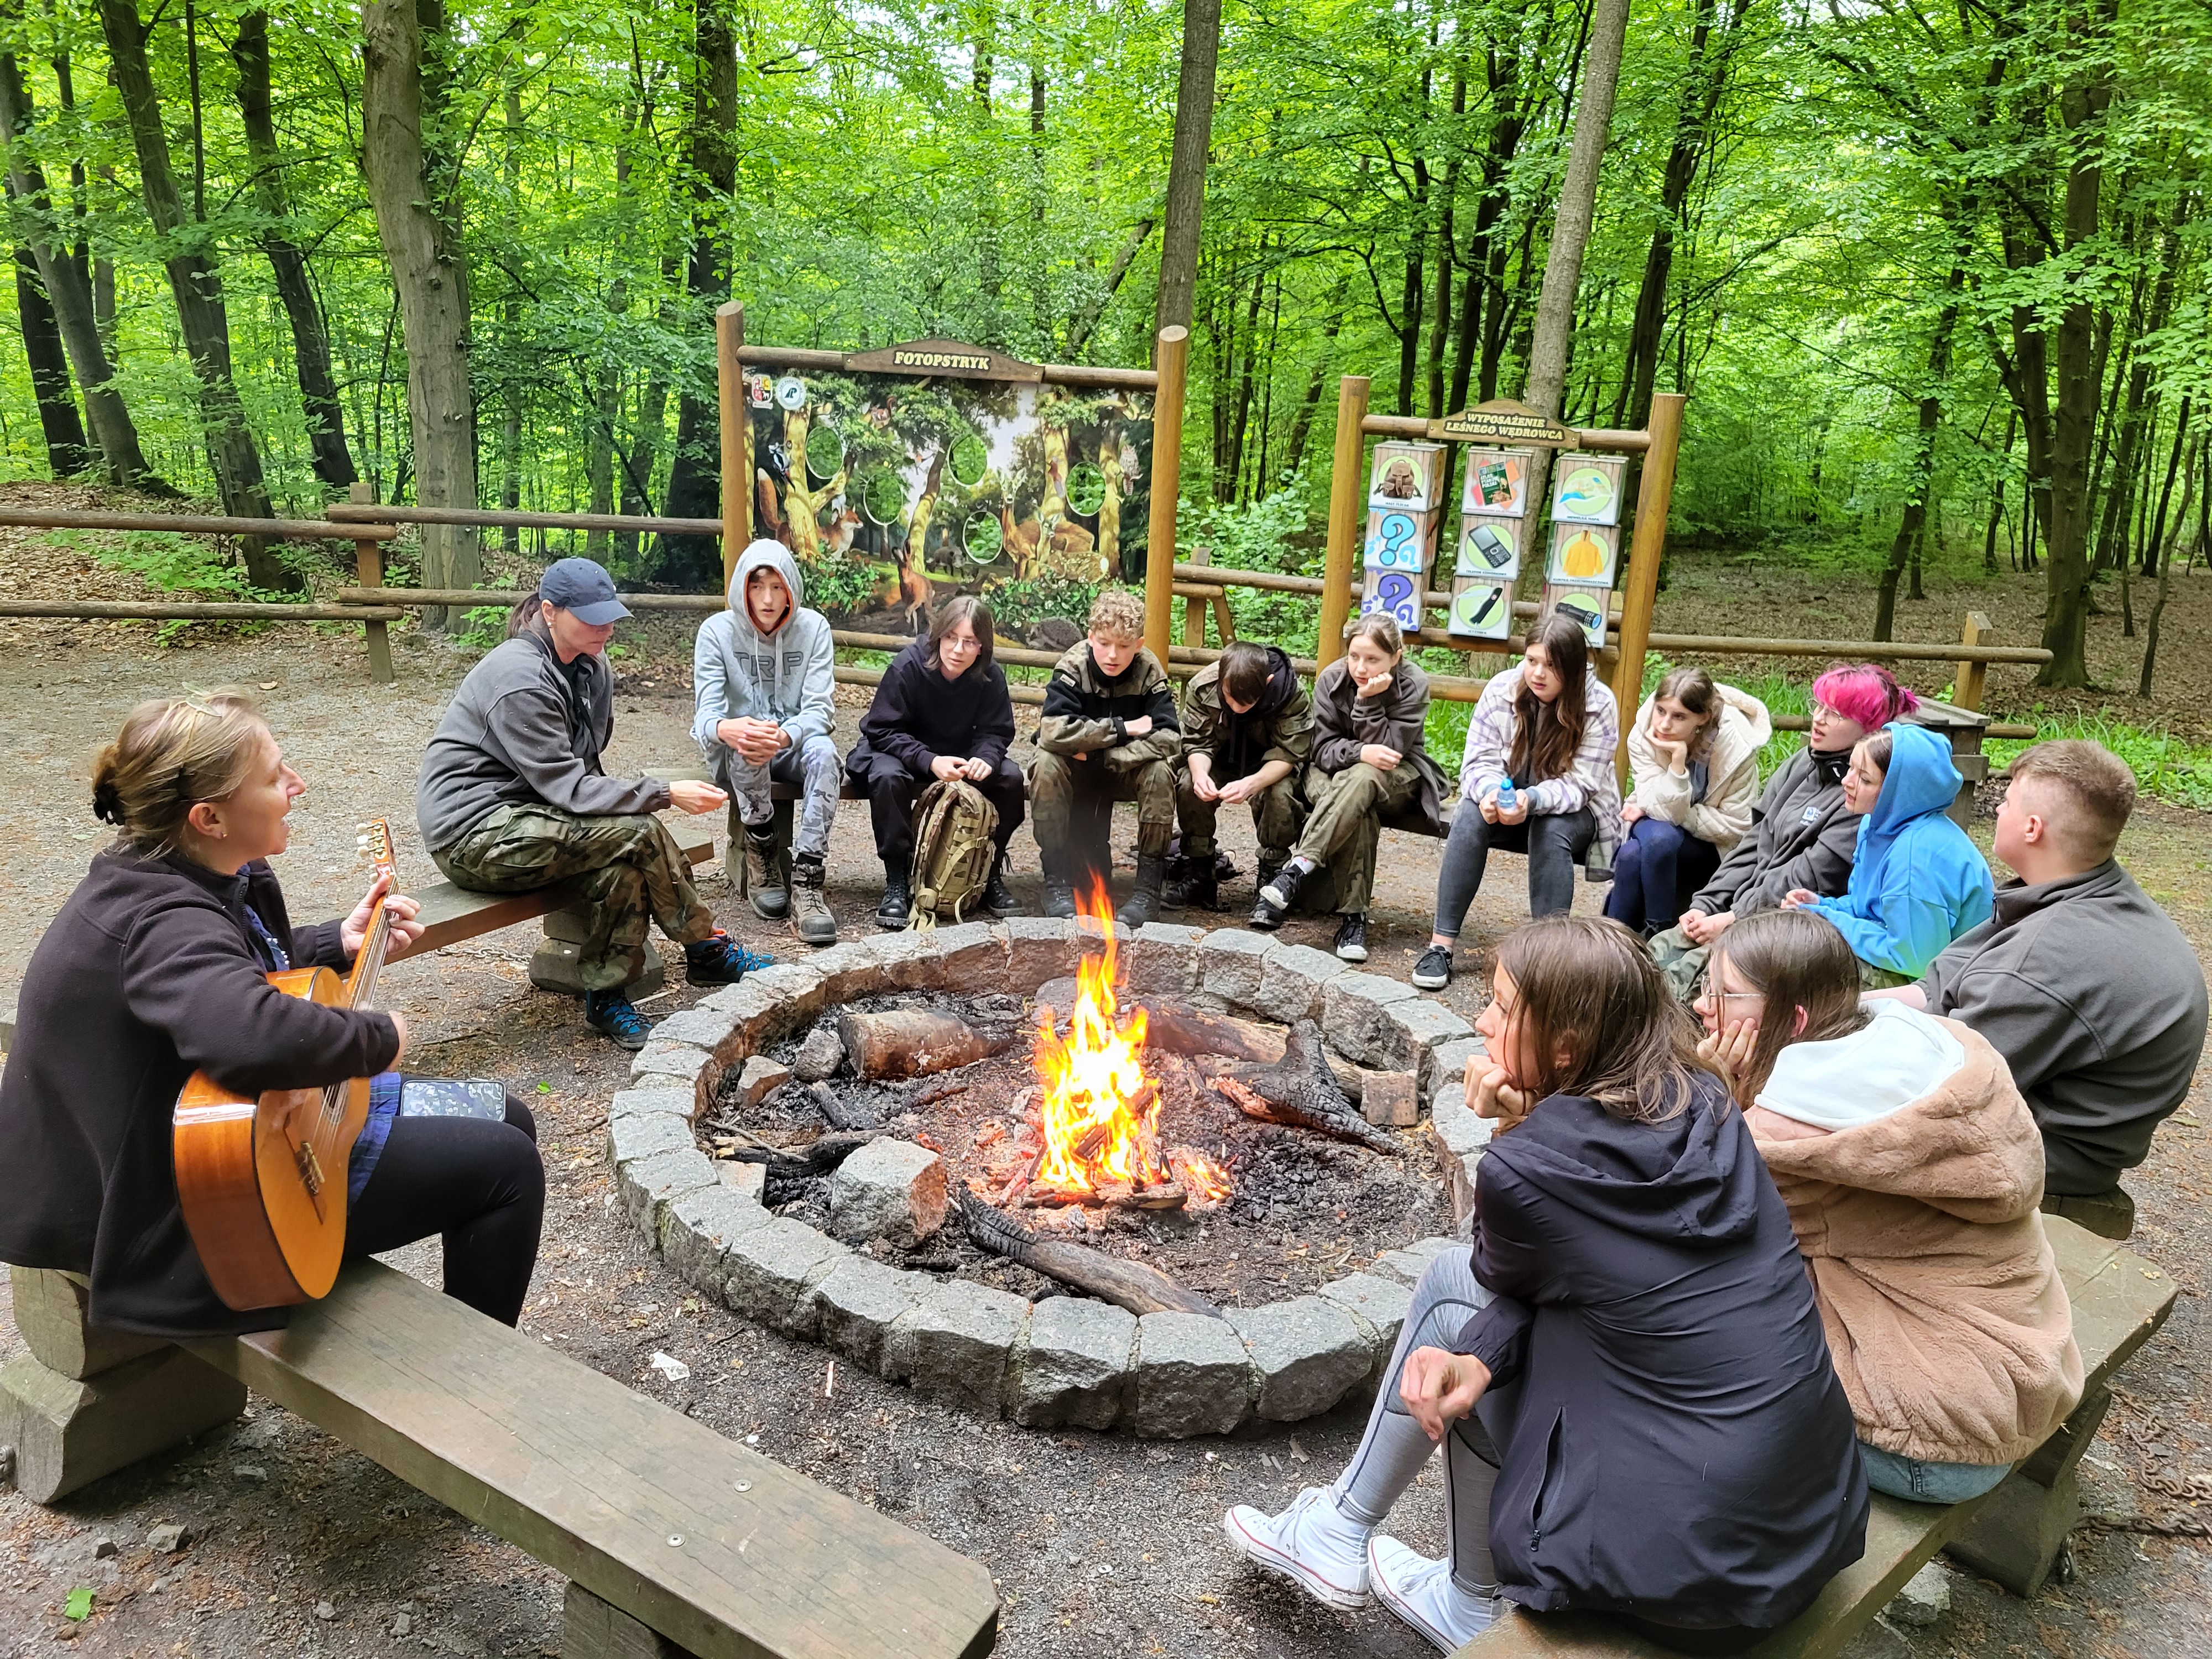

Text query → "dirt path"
[0,606,2206,1658]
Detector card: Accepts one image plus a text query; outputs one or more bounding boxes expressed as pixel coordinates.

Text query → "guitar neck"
[343,819,399,1013]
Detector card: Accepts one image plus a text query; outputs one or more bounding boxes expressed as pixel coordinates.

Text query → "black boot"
[744,828,788,920]
[1041,849,1078,920]
[1164,854,1219,911]
[877,871,913,930]
[1118,853,1167,928]
[981,852,1023,917]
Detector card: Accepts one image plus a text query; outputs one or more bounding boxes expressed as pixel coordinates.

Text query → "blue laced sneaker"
[583,988,653,1051]
[684,929,775,986]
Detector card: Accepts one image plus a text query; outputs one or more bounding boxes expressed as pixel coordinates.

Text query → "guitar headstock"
[354,819,398,884]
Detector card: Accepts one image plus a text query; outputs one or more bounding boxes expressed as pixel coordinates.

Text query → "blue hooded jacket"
[1807,722,1994,978]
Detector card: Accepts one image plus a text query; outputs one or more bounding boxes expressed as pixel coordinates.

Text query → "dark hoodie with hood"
[1453,1075,1868,1631]
[1178,645,1312,784]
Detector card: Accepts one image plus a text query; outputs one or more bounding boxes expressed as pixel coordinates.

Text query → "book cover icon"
[1462,447,1532,517]
[1364,507,1436,573]
[1546,520,1619,585]
[1362,570,1423,630]
[1545,583,1609,648]
[1551,453,1626,526]
[1448,582,1512,640]
[1457,514,1521,579]
[1368,442,1446,513]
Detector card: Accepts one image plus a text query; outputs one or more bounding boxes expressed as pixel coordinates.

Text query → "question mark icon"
[1380,513,1417,570]
[1364,571,1420,629]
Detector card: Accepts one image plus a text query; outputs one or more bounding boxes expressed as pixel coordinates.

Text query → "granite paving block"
[1125,923,1206,996]
[1009,1297,1138,1430]
[1197,928,1274,1007]
[1247,943,1351,1025]
[721,1218,849,1338]
[1132,1312,1254,1438]
[888,1280,1029,1415]
[808,1258,926,1376]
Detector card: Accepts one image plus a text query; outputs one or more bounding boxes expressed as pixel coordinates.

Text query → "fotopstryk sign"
[843,338,1045,383]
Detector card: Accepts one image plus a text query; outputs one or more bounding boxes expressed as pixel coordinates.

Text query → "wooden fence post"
[1954,612,1991,711]
[1145,326,1190,669]
[717,302,749,597]
[349,481,394,684]
[1317,375,1371,671]
[1183,545,1211,648]
[1610,392,1686,776]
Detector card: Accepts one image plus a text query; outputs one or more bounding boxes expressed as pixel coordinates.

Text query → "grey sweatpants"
[716,733,842,862]
[1333,1249,1518,1595]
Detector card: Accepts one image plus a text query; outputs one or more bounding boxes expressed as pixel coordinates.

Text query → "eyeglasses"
[1696,988,1764,1015]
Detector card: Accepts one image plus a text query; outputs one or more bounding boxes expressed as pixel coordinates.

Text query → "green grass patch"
[1987,708,2212,813]
[49,528,304,644]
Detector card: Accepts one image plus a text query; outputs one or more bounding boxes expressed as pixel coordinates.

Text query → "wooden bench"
[1450,1214,2178,1658]
[3,1261,999,1659]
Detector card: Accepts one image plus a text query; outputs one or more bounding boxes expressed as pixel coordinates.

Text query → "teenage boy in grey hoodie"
[693,540,842,945]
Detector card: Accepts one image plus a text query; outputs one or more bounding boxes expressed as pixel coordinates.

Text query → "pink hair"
[1810,662,1919,731]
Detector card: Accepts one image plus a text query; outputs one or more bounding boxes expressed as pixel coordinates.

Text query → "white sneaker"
[1368,1533,1503,1652]
[1223,1485,1373,1610]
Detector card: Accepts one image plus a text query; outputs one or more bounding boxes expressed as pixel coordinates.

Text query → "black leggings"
[345,1095,545,1326]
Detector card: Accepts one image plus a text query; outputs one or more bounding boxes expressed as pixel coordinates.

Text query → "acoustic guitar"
[175,820,399,1311]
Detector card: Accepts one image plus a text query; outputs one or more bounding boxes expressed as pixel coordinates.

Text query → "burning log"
[1213,1021,1402,1157]
[1142,998,1368,1097]
[837,1008,1015,1080]
[958,1190,1220,1318]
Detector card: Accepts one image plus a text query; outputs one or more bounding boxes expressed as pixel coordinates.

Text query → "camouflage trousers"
[1292,760,1421,915]
[1030,751,1177,860]
[1173,761,1308,866]
[1650,919,1918,1004]
[434,802,714,993]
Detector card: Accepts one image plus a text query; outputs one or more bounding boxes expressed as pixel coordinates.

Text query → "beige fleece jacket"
[1626,683,1772,851]
[1748,1019,2084,1466]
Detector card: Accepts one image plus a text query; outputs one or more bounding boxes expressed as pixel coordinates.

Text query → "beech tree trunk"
[0,58,158,488]
[233,13,356,492]
[14,249,91,475]
[1154,0,1220,338]
[96,0,294,590]
[362,0,481,618]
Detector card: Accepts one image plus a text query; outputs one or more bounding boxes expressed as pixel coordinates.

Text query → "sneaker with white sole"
[1222,1485,1373,1611]
[1410,943,1454,992]
[1367,1534,1503,1653]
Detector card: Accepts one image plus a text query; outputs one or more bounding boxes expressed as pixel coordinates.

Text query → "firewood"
[806,1081,875,1133]
[1143,998,1365,1094]
[837,1008,1014,1080]
[1213,1021,1402,1156]
[958,1190,1220,1318]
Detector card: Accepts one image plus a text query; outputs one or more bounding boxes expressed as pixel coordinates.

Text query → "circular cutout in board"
[1065,462,1108,517]
[950,433,991,490]
[964,510,1005,566]
[861,469,907,526]
[805,422,846,484]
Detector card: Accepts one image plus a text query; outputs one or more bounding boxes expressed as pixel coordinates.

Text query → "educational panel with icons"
[1457,514,1521,580]
[1361,570,1424,631]
[1462,447,1533,518]
[1364,507,1439,576]
[1544,584,1611,649]
[1448,581,1513,640]
[1550,453,1627,526]
[1547,520,1619,586]
[1368,441,1447,513]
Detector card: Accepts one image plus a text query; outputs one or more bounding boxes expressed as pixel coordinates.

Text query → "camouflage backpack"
[907,778,999,929]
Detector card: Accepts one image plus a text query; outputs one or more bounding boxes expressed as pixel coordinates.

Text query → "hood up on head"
[729,539,805,643]
[1858,721,1963,853]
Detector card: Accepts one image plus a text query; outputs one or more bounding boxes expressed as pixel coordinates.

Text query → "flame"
[1032,878,1162,1196]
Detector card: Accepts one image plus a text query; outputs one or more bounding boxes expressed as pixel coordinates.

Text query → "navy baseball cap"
[538,557,631,625]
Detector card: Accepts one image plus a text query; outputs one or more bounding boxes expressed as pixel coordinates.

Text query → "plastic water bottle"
[1495,778,1517,812]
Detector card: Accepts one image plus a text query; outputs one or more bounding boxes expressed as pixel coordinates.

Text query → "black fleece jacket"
[0,849,400,1336]
[850,638,1017,779]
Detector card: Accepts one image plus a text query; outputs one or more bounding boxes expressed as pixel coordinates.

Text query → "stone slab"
[807,1258,926,1377]
[1373,999,1479,1079]
[649,1006,739,1053]
[721,1217,850,1338]
[732,1056,791,1109]
[1320,973,1420,1068]
[806,940,893,1004]
[1373,1237,1464,1288]
[1197,928,1274,1006]
[659,1183,775,1293]
[1124,923,1206,997]
[1361,1071,1420,1128]
[828,1140,947,1248]
[8,1268,168,1380]
[1131,1312,1253,1438]
[1225,1297,1371,1421]
[607,1086,694,1128]
[1316,1273,1414,1358]
[931,921,1010,992]
[870,930,946,990]
[1428,1036,1485,1105]
[716,1159,767,1201]
[1008,1296,1138,1430]
[0,1346,246,1503]
[1429,1084,1494,1158]
[1004,916,1081,990]
[887,1280,1030,1416]
[1246,943,1351,1026]
[618,1147,717,1240]
[608,1110,695,1170]
[628,1042,712,1088]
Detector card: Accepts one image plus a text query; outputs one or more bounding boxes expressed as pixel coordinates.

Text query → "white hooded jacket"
[1625,682,1772,851]
[691,539,838,757]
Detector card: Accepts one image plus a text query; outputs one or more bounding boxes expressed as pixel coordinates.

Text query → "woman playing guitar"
[0,691,545,1337]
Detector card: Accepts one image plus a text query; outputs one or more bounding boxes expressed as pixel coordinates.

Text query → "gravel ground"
[0,590,2206,1658]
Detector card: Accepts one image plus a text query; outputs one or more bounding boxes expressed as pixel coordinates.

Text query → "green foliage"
[48,529,304,644]
[1989,709,2212,812]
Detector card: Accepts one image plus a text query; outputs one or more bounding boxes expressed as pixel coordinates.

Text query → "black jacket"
[0,849,400,1337]
[1691,744,1858,916]
[1455,1077,1867,1630]
[849,638,1017,780]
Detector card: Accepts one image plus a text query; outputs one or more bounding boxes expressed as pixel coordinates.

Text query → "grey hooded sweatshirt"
[691,539,837,760]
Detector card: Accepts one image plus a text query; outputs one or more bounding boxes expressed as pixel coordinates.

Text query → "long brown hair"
[925,593,997,675]
[1510,612,1590,784]
[1652,665,1721,760]
[91,691,272,860]
[1496,915,1704,1124]
[1706,910,1870,1101]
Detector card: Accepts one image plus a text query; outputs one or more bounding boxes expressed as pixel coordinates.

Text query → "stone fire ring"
[600,918,1498,1438]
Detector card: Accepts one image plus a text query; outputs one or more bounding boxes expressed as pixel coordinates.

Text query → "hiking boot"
[1366,1535,1501,1653]
[791,854,839,946]
[1118,853,1167,928]
[1410,944,1453,992]
[684,929,775,986]
[744,828,788,921]
[877,873,913,930]
[583,987,652,1051]
[1333,913,1369,963]
[1165,859,1219,912]
[1222,1486,1373,1613]
[1250,859,1308,929]
[980,855,1024,917]
[1041,851,1078,920]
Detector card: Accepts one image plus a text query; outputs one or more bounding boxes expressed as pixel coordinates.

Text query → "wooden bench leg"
[562,1580,700,1659]
[0,1268,245,1503]
[1944,1385,2111,1596]
[529,910,666,1000]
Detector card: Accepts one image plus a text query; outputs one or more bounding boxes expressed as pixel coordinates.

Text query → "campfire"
[1023,881,1231,1212]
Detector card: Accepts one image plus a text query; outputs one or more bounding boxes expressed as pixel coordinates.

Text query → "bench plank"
[394,821,715,961]
[1451,1215,2176,1659]
[188,1260,997,1659]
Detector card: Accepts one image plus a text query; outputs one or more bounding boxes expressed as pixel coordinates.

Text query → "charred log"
[1214,1021,1401,1156]
[958,1188,1220,1318]
[838,1008,1016,1079]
